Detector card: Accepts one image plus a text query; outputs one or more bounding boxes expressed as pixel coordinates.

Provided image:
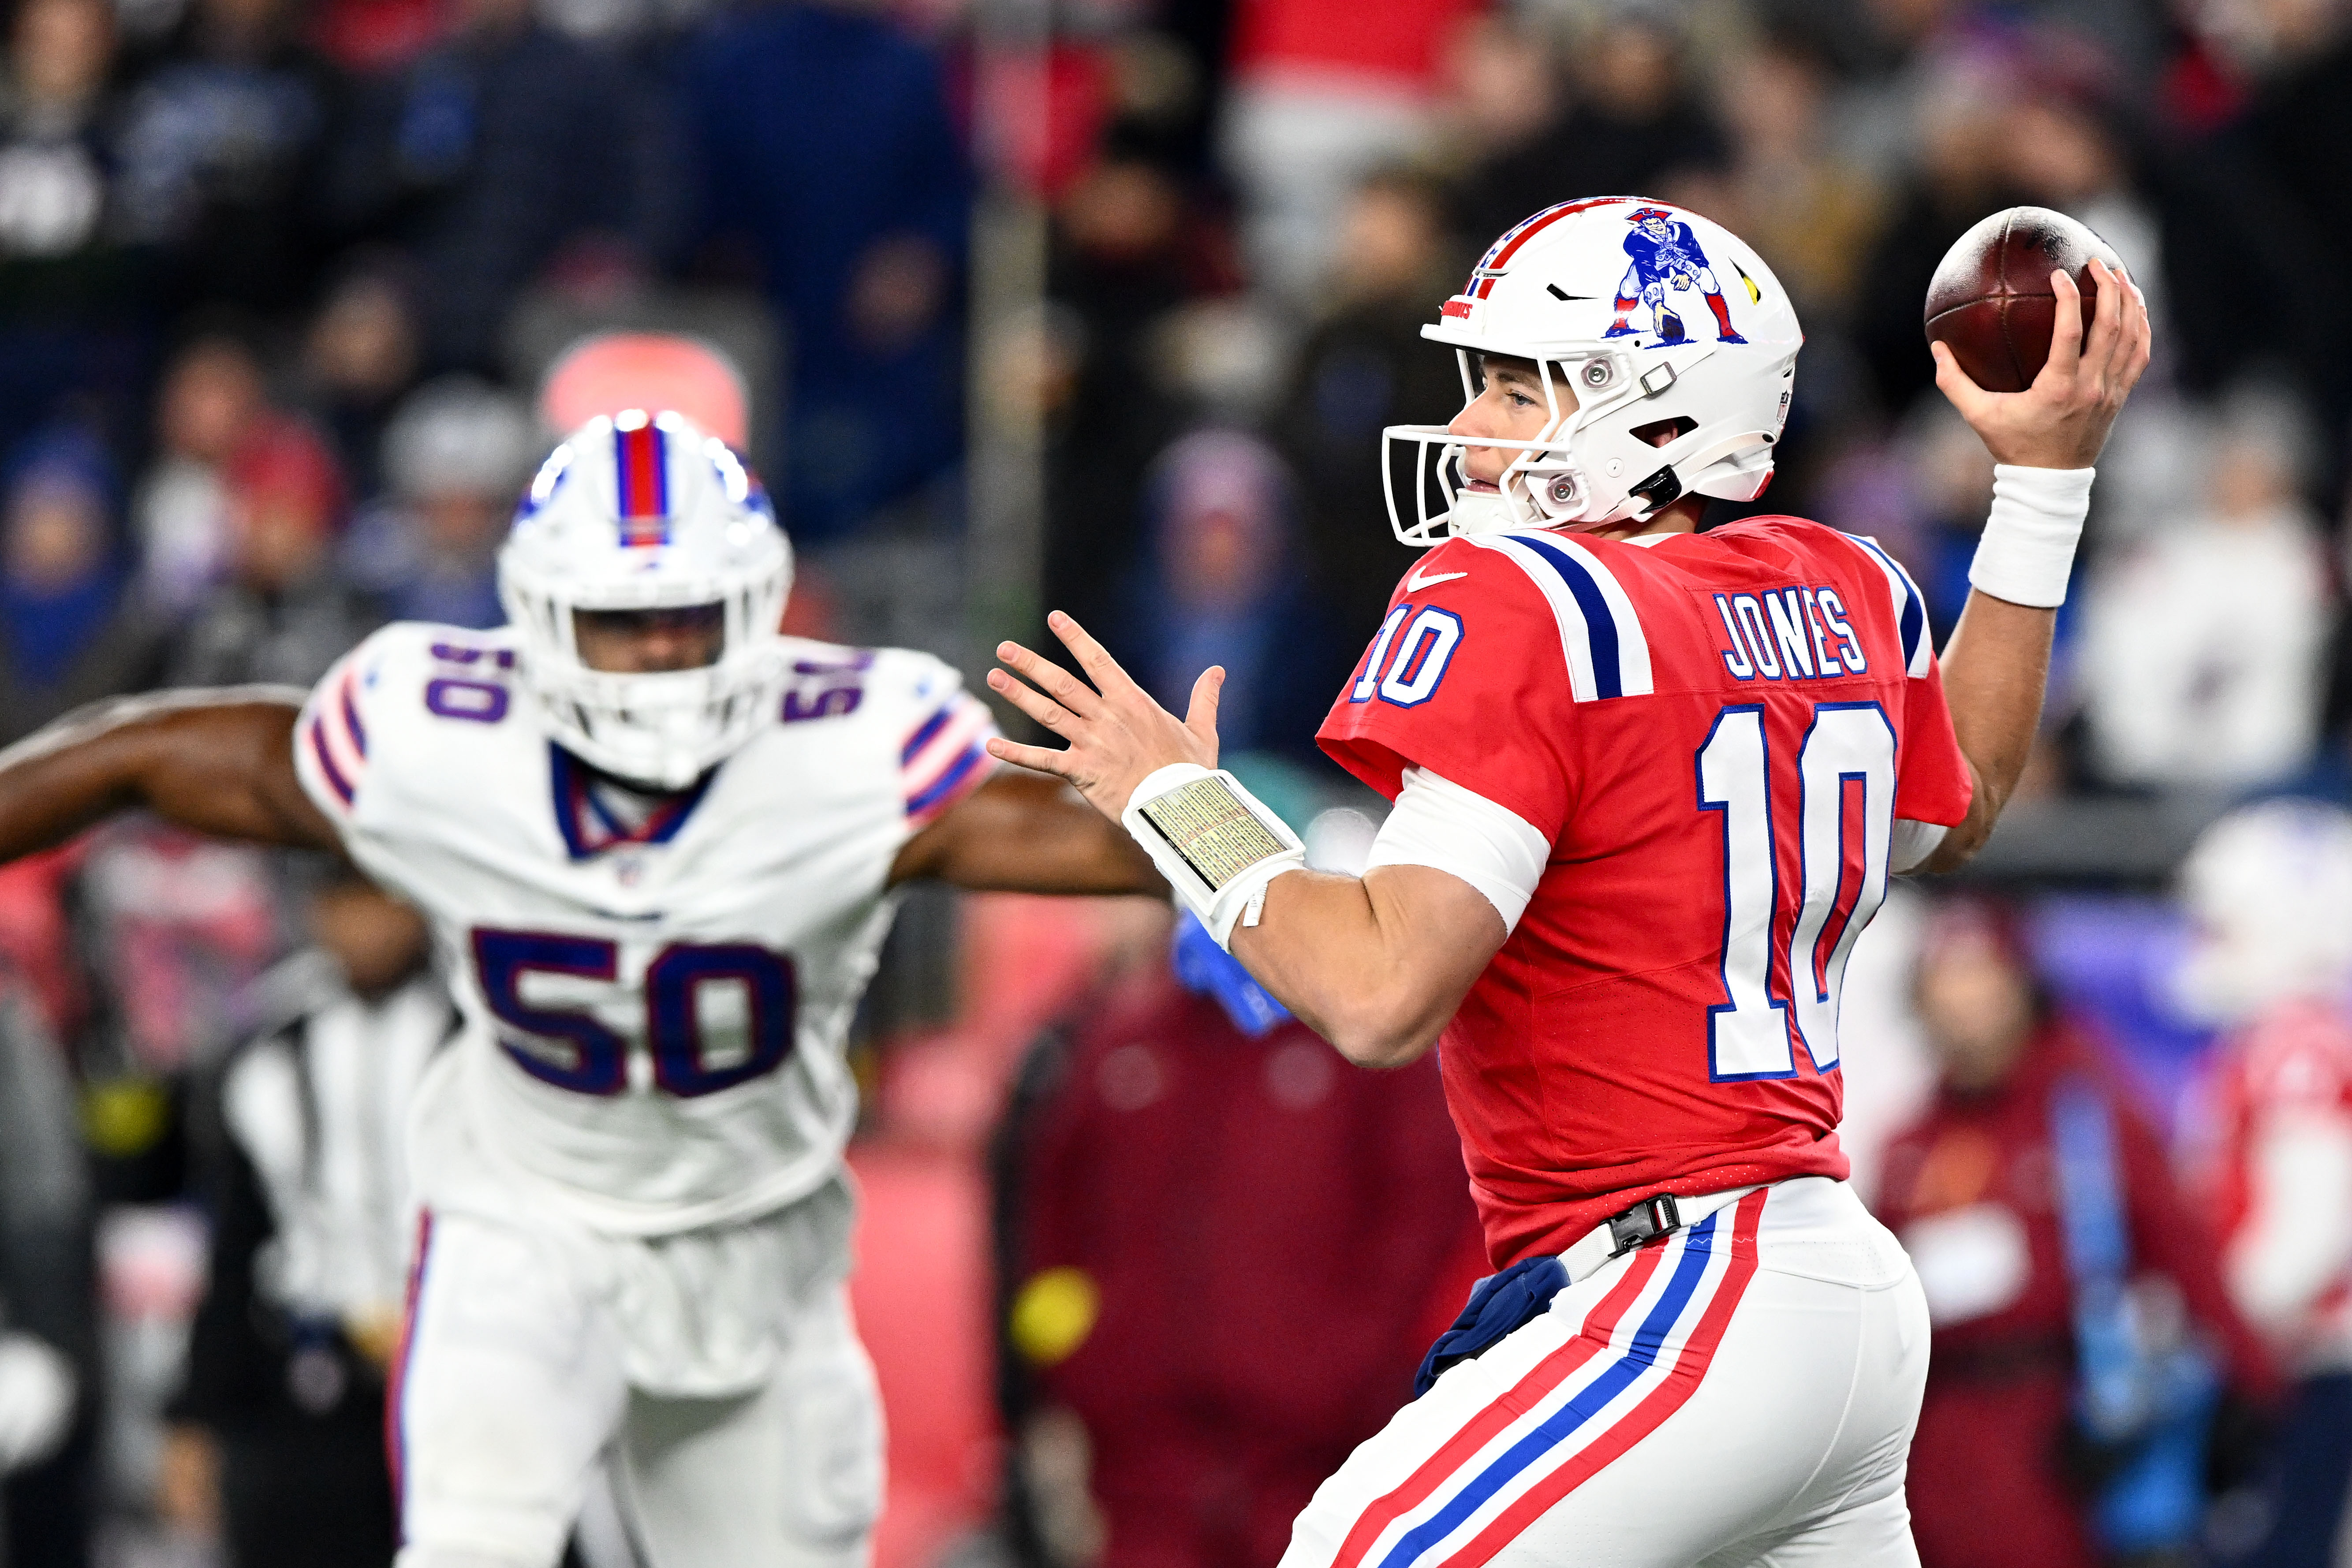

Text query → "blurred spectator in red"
[160,868,446,1568]
[1273,168,1462,648]
[167,415,379,689]
[0,426,165,746]
[2177,801,2352,1567]
[1449,6,1727,264]
[344,374,533,628]
[111,0,343,322]
[133,332,268,616]
[325,0,657,373]
[0,985,97,1568]
[2078,389,2331,792]
[1876,898,2279,1568]
[1127,429,1349,765]
[297,258,422,498]
[998,892,1482,1568]
[0,0,148,441]
[678,0,967,543]
[1218,0,1472,298]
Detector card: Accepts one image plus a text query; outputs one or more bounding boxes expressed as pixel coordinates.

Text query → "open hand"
[985,611,1224,821]
[1932,256,2151,469]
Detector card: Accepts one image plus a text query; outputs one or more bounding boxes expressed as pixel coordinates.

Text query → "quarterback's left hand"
[986,612,1222,821]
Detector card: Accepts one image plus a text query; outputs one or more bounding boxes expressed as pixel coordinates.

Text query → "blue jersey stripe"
[1512,534,1623,700]
[1851,536,1928,672]
[1372,1213,1723,1568]
[907,743,986,816]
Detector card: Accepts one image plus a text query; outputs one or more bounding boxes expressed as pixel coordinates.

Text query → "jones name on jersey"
[293,620,994,1235]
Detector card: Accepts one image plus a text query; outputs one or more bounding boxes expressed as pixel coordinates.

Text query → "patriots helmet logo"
[1605,206,1748,346]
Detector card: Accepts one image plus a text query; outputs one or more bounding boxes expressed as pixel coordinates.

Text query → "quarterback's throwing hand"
[986,612,1222,821]
[1931,256,2151,468]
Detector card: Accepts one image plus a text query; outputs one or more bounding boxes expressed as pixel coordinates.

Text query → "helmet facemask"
[498,413,793,791]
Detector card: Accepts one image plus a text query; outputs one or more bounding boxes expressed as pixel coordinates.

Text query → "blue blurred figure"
[677,0,967,544]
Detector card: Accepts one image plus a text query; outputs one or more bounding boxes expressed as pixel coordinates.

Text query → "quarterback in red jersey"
[985,197,2150,1565]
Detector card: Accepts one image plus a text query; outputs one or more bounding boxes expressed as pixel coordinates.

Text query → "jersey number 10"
[1695,702,1895,1083]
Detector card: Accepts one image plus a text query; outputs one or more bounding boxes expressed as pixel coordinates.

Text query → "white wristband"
[1121,763,1306,949]
[1967,464,2094,609]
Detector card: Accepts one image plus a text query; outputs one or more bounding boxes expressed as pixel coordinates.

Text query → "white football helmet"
[498,410,791,789]
[1384,197,1803,543]
[2175,799,2352,1025]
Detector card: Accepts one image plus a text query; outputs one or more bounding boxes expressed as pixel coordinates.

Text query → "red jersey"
[1318,518,1975,1266]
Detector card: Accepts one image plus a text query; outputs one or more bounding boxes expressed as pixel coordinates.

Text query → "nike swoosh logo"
[1406,567,1468,591]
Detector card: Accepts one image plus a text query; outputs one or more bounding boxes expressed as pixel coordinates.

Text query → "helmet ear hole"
[1628,415,1697,449]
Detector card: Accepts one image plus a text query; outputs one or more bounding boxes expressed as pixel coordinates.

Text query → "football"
[1923,207,2124,393]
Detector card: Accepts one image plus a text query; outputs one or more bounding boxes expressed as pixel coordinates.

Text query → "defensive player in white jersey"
[0,411,1161,1567]
[982,198,2150,1563]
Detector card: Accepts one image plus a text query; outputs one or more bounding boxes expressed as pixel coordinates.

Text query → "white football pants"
[388,1207,883,1568]
[1282,1177,1930,1568]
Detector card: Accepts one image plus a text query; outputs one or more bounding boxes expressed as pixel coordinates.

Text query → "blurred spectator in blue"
[295,257,422,500]
[0,426,164,747]
[1450,6,1726,261]
[167,415,380,689]
[132,331,267,617]
[2177,802,2352,1568]
[1273,168,1463,649]
[0,984,96,1568]
[1878,897,2279,1568]
[325,0,658,373]
[343,375,531,629]
[0,0,150,441]
[1127,429,1348,764]
[2078,390,2331,792]
[678,0,967,543]
[111,0,343,323]
[158,867,446,1568]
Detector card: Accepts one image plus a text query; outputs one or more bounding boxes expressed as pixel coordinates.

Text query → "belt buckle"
[1605,1194,1681,1258]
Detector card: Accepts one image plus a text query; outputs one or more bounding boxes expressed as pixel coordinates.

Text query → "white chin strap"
[1446,490,1520,535]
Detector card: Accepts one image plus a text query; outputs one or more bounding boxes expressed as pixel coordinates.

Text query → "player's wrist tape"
[1968,464,2094,609]
[1121,764,1306,949]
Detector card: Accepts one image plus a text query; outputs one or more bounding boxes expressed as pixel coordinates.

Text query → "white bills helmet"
[499,410,791,788]
[2174,799,2352,1025]
[1384,197,1803,543]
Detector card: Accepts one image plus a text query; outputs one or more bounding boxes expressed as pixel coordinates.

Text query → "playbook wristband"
[1121,763,1306,949]
[1968,464,2095,609]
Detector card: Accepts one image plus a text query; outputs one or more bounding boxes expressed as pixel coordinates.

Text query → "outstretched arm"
[980,616,1501,1066]
[0,689,340,861]
[888,768,1165,894]
[1921,258,2151,871]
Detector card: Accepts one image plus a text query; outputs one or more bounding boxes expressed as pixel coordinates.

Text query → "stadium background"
[0,0,2346,1560]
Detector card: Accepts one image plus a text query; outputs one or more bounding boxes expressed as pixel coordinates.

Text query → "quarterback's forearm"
[1919,590,2053,871]
[0,690,337,860]
[1230,864,1505,1068]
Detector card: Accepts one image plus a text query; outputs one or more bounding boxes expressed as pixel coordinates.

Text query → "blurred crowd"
[4,0,2352,1561]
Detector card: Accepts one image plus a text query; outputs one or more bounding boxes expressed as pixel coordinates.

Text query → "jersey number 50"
[470,929,797,1098]
[1695,702,1895,1082]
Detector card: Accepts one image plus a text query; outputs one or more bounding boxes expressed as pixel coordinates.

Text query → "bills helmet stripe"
[1464,534,1654,701]
[615,421,671,545]
[1467,197,1625,299]
[1847,535,1933,677]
